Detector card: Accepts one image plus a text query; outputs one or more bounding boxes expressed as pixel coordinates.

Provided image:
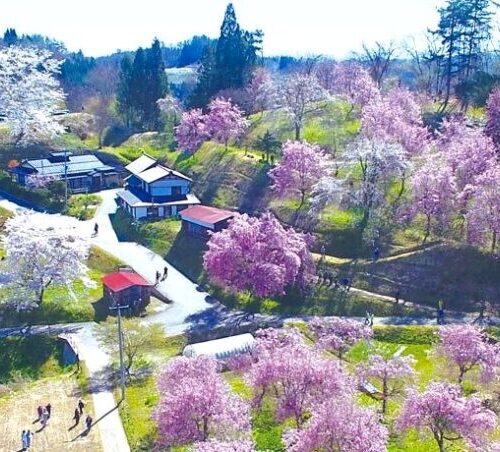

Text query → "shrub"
[373,325,438,344]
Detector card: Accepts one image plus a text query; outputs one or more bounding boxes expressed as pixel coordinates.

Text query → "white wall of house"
[134,207,148,219]
[149,178,190,197]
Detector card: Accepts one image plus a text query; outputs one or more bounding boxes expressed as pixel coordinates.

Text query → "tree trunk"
[492,231,497,254]
[295,124,301,140]
[458,367,466,385]
[423,214,431,244]
[382,378,388,414]
[38,287,45,306]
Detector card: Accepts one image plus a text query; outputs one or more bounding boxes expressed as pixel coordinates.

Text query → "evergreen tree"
[256,130,281,162]
[117,56,135,128]
[432,0,493,110]
[117,39,168,130]
[189,3,261,107]
[60,50,96,86]
[3,28,18,46]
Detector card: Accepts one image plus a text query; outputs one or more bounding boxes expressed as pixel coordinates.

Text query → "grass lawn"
[115,334,186,452]
[0,246,125,327]
[67,193,102,220]
[0,335,100,451]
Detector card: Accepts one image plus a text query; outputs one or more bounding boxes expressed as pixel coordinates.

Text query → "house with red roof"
[179,204,234,237]
[102,269,153,314]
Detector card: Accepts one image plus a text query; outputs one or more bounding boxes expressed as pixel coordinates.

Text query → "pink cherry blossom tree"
[397,382,497,452]
[466,164,500,253]
[407,153,457,243]
[246,341,352,428]
[309,317,373,359]
[154,355,250,447]
[437,118,496,195]
[284,397,388,452]
[175,108,211,155]
[206,97,249,149]
[203,213,315,298]
[435,325,499,384]
[361,87,429,155]
[486,87,500,151]
[329,62,380,112]
[1,212,90,307]
[193,440,256,452]
[269,140,334,212]
[358,354,416,414]
[279,73,327,139]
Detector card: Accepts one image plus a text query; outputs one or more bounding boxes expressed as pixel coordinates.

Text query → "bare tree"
[360,41,397,87]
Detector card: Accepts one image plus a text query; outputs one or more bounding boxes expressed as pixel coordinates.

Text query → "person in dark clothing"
[78,399,85,414]
[37,405,43,420]
[94,223,99,235]
[73,408,80,425]
[162,266,168,280]
[85,415,92,430]
[395,289,401,304]
[45,404,51,418]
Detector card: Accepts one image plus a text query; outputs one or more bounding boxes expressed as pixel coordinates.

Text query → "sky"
[0,0,498,58]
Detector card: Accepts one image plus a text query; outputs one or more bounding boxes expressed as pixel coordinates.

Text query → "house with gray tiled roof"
[9,151,120,193]
[116,154,200,220]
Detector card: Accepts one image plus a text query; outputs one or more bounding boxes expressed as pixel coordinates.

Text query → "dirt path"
[0,377,101,452]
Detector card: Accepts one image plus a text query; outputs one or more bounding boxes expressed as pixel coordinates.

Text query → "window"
[171,186,182,195]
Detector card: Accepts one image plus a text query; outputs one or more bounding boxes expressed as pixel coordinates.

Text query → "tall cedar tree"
[3,28,18,46]
[189,3,261,107]
[432,0,493,110]
[117,39,168,130]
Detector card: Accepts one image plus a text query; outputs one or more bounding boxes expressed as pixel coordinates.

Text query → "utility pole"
[109,302,130,402]
[64,150,68,211]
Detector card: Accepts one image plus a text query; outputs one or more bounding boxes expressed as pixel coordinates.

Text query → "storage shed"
[102,270,153,314]
[182,333,255,360]
[180,205,234,237]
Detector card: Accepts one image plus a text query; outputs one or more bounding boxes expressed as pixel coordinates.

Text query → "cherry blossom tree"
[25,173,59,189]
[309,317,373,359]
[246,68,278,115]
[193,440,256,452]
[361,87,429,154]
[269,140,334,212]
[154,355,250,447]
[407,153,457,243]
[1,212,90,307]
[0,46,65,144]
[246,341,352,428]
[206,98,249,149]
[437,118,496,195]
[435,325,499,384]
[175,109,211,155]
[346,138,409,226]
[486,87,500,151]
[157,93,183,124]
[329,62,380,111]
[397,382,497,452]
[358,353,416,414]
[280,73,327,139]
[466,164,500,253]
[285,397,388,452]
[308,176,343,217]
[203,213,315,298]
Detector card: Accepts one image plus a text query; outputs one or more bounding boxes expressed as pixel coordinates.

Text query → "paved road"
[86,189,212,334]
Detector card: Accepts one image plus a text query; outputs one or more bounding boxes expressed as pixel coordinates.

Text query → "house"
[9,151,120,193]
[182,333,256,360]
[102,269,153,314]
[116,154,200,220]
[180,204,234,237]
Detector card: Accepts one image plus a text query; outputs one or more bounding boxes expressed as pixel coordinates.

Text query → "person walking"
[94,223,99,236]
[40,407,49,428]
[85,415,93,431]
[369,312,375,327]
[37,405,43,421]
[45,403,51,419]
[78,398,85,414]
[25,430,33,449]
[162,266,168,280]
[155,270,161,283]
[364,311,370,326]
[21,430,27,451]
[73,408,80,425]
[394,289,401,304]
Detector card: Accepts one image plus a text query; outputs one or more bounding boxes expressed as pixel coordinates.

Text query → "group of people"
[364,311,375,326]
[317,270,350,292]
[155,266,169,284]
[72,398,92,430]
[21,399,92,450]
